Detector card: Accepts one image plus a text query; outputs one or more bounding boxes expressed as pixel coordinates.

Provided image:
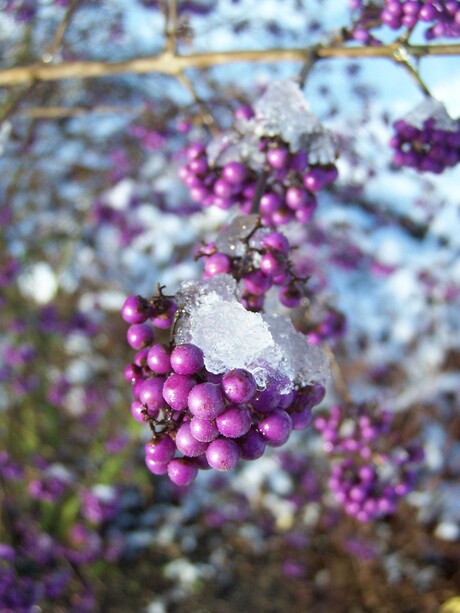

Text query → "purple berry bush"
[1,1,460,611]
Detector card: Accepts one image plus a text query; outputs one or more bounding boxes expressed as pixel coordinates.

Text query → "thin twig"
[0,474,17,542]
[250,172,268,214]
[297,43,320,88]
[323,343,354,405]
[43,0,84,62]
[166,0,178,54]
[392,44,431,96]
[176,72,218,133]
[0,83,37,123]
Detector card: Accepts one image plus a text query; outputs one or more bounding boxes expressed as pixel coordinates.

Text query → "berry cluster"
[391,99,460,173]
[197,216,307,311]
[122,288,325,486]
[349,1,386,45]
[314,405,424,522]
[180,136,338,227]
[179,81,338,227]
[305,306,347,346]
[381,0,460,39]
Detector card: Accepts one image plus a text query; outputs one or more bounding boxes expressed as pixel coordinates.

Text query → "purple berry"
[216,404,252,438]
[150,300,177,329]
[188,382,226,420]
[190,186,209,203]
[222,161,248,184]
[145,457,169,475]
[204,253,232,277]
[127,324,154,350]
[260,192,282,214]
[139,377,166,410]
[291,408,313,430]
[285,186,308,210]
[419,4,436,21]
[147,344,171,374]
[278,390,294,410]
[206,438,241,471]
[303,168,326,191]
[187,142,205,160]
[190,417,219,442]
[258,410,293,447]
[162,374,196,411]
[145,436,175,463]
[243,270,272,296]
[131,400,146,423]
[124,363,142,384]
[251,387,280,413]
[167,459,198,486]
[189,157,208,175]
[176,422,209,457]
[234,105,254,121]
[279,284,302,308]
[291,150,309,172]
[271,206,295,226]
[134,347,149,367]
[170,343,204,375]
[261,231,290,255]
[239,428,266,460]
[221,368,257,404]
[241,292,265,312]
[267,147,289,169]
[213,178,233,198]
[260,252,286,278]
[121,295,149,324]
[132,378,144,400]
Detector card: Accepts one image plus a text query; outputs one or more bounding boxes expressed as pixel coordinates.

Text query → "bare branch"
[1,43,459,87]
[166,0,178,54]
[0,83,37,123]
[43,0,84,62]
[176,72,218,133]
[324,343,354,406]
[16,104,143,119]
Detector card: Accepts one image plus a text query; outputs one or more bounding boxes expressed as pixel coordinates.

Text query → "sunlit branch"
[16,105,143,118]
[0,42,459,86]
[166,0,178,54]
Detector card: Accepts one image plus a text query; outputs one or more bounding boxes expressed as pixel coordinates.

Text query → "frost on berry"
[198,215,310,313]
[215,214,261,257]
[391,98,460,173]
[122,268,329,486]
[251,81,339,163]
[174,275,329,393]
[402,98,458,132]
[179,81,339,226]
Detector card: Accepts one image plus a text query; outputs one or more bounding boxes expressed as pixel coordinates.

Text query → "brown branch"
[0,83,37,122]
[43,0,84,62]
[165,0,178,54]
[1,42,459,87]
[390,43,432,96]
[319,41,460,58]
[324,343,354,405]
[17,104,143,119]
[297,43,321,88]
[176,72,218,133]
